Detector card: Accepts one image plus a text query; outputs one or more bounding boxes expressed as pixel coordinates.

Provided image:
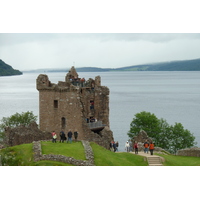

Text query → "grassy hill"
[1,141,200,166]
[0,59,22,76]
[0,141,147,166]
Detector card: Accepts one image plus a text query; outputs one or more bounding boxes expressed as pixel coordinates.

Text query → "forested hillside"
[0,59,22,76]
[117,58,200,71]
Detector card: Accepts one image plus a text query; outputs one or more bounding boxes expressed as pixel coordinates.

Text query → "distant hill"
[67,58,200,72]
[114,58,200,71]
[0,60,23,76]
[23,57,200,73]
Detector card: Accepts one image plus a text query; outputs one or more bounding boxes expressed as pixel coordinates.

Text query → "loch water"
[0,71,200,152]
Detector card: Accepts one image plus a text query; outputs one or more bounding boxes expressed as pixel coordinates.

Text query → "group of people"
[51,129,78,144]
[143,140,155,155]
[70,76,86,87]
[124,140,155,155]
[110,141,119,152]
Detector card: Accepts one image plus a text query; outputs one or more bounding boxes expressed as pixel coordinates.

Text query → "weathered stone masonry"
[4,122,52,147]
[36,66,114,149]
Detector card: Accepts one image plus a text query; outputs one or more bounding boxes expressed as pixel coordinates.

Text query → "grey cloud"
[87,33,200,43]
[2,33,200,47]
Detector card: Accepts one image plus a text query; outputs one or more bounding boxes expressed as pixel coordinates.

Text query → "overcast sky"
[1,33,200,71]
[1,1,200,71]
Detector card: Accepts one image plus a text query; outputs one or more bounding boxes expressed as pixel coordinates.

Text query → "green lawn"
[90,142,148,166]
[41,141,86,161]
[2,141,200,166]
[157,154,200,166]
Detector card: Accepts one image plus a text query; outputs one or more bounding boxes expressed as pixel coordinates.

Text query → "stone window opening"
[61,117,66,129]
[54,100,58,108]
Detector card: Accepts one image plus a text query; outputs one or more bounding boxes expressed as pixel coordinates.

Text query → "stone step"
[149,164,163,166]
[147,157,162,166]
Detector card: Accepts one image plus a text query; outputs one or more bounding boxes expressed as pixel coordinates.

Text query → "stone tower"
[36,66,113,149]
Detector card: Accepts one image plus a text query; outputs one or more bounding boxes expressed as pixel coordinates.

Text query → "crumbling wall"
[177,148,200,157]
[4,122,52,147]
[85,126,114,150]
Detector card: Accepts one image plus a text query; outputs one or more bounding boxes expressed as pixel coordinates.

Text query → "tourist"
[80,78,85,87]
[115,141,119,152]
[74,130,78,141]
[59,130,66,143]
[113,141,117,152]
[67,129,73,143]
[74,77,78,86]
[129,140,133,152]
[90,117,95,123]
[52,131,57,143]
[125,141,130,152]
[143,140,149,153]
[90,101,94,109]
[149,142,155,155]
[134,141,139,154]
[110,141,114,151]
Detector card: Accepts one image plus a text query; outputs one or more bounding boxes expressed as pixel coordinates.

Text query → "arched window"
[61,117,66,129]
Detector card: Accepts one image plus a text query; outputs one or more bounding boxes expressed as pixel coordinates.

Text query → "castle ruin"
[36,66,114,149]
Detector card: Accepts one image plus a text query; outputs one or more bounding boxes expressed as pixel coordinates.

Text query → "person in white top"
[125,141,130,152]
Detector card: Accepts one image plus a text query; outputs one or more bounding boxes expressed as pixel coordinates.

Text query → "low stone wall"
[177,147,200,157]
[33,140,95,166]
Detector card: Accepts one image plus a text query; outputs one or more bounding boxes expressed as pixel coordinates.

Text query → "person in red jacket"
[134,141,138,154]
[149,142,155,155]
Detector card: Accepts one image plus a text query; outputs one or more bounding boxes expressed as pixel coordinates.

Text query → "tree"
[0,111,37,131]
[127,111,196,154]
[127,111,161,144]
[168,123,196,154]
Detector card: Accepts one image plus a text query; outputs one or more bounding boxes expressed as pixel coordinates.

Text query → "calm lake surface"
[0,71,200,151]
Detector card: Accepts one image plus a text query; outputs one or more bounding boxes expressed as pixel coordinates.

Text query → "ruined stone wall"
[4,122,52,147]
[177,148,200,157]
[80,86,110,126]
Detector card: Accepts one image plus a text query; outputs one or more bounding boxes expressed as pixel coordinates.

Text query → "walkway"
[130,151,163,166]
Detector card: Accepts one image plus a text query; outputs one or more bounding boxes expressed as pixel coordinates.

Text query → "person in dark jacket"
[74,130,78,141]
[115,141,119,152]
[67,129,73,143]
[113,141,117,152]
[60,130,66,143]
